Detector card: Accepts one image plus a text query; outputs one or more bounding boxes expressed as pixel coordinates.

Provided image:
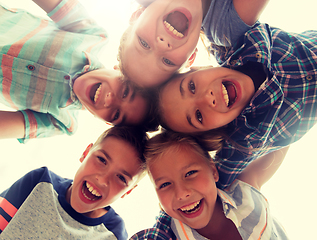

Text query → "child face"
[122,0,203,87]
[160,67,255,132]
[69,136,143,218]
[148,144,219,230]
[73,69,148,125]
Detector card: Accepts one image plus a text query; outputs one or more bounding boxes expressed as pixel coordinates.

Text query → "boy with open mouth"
[131,130,290,240]
[0,0,154,143]
[0,126,148,239]
[117,0,268,88]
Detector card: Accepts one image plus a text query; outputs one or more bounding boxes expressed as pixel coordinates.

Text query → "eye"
[113,110,120,122]
[139,37,150,49]
[188,80,195,94]
[195,109,202,123]
[117,174,127,185]
[159,182,171,189]
[97,156,107,165]
[163,58,175,66]
[185,170,197,177]
[122,84,130,99]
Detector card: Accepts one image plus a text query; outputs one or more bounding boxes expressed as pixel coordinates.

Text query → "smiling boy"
[0,0,151,142]
[0,126,148,239]
[118,0,269,88]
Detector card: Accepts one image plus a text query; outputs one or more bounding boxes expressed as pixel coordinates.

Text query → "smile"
[82,181,102,201]
[164,9,190,39]
[90,83,102,103]
[179,200,201,214]
[222,82,237,107]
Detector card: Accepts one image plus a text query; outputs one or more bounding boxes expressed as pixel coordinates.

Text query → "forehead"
[97,137,141,170]
[149,144,207,172]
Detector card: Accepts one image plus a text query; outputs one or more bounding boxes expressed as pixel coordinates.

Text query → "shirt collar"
[70,51,104,103]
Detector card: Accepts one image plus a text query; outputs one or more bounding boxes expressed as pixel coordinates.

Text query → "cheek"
[157,191,173,212]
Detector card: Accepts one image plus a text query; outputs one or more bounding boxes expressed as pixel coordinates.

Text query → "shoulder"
[101,207,128,240]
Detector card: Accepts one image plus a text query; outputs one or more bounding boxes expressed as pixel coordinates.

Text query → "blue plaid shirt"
[211,23,317,189]
[130,211,176,240]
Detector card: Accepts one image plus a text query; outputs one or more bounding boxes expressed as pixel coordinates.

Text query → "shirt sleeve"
[18,109,78,143]
[202,0,254,47]
[47,0,107,37]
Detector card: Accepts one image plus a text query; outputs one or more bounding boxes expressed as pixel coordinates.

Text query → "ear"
[80,143,93,163]
[185,48,198,68]
[210,163,219,182]
[121,185,138,198]
[129,8,145,24]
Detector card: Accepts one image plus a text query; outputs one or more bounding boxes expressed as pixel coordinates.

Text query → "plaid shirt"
[130,211,176,240]
[130,180,289,240]
[211,23,317,189]
[0,0,107,142]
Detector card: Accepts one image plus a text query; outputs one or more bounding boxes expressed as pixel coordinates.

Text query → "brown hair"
[145,129,223,170]
[94,126,149,164]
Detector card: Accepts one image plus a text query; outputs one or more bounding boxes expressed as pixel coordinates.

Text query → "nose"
[104,91,116,107]
[175,184,191,201]
[96,174,109,187]
[197,90,216,108]
[156,36,172,51]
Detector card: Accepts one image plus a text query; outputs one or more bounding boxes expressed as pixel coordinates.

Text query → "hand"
[0,111,25,139]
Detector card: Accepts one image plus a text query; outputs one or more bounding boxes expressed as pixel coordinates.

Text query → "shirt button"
[64,75,70,80]
[306,75,313,80]
[27,65,35,71]
[255,53,262,58]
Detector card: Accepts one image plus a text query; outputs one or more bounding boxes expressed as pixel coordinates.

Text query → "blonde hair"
[145,130,223,170]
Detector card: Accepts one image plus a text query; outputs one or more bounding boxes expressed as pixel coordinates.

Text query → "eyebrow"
[100,149,112,162]
[186,115,198,129]
[180,78,198,130]
[179,78,185,97]
[122,170,133,180]
[118,87,136,126]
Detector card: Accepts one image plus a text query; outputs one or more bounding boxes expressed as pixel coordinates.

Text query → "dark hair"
[94,126,149,163]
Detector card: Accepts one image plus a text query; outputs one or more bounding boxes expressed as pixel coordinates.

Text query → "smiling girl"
[131,130,290,240]
[158,20,317,189]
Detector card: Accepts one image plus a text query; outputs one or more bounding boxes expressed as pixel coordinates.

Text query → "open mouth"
[82,181,102,201]
[164,10,189,38]
[179,200,201,214]
[222,82,237,107]
[89,83,102,103]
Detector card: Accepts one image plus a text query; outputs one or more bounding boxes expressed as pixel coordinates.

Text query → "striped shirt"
[211,23,317,189]
[0,0,107,142]
[130,180,288,240]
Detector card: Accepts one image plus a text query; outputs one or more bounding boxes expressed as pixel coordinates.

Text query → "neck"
[196,197,242,240]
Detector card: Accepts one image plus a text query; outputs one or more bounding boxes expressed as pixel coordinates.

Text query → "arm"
[32,0,62,13]
[233,0,269,25]
[0,111,25,139]
[237,146,289,190]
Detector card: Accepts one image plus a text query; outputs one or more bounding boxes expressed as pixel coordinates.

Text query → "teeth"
[164,21,184,38]
[222,84,229,107]
[180,200,200,212]
[94,84,102,103]
[86,182,101,197]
